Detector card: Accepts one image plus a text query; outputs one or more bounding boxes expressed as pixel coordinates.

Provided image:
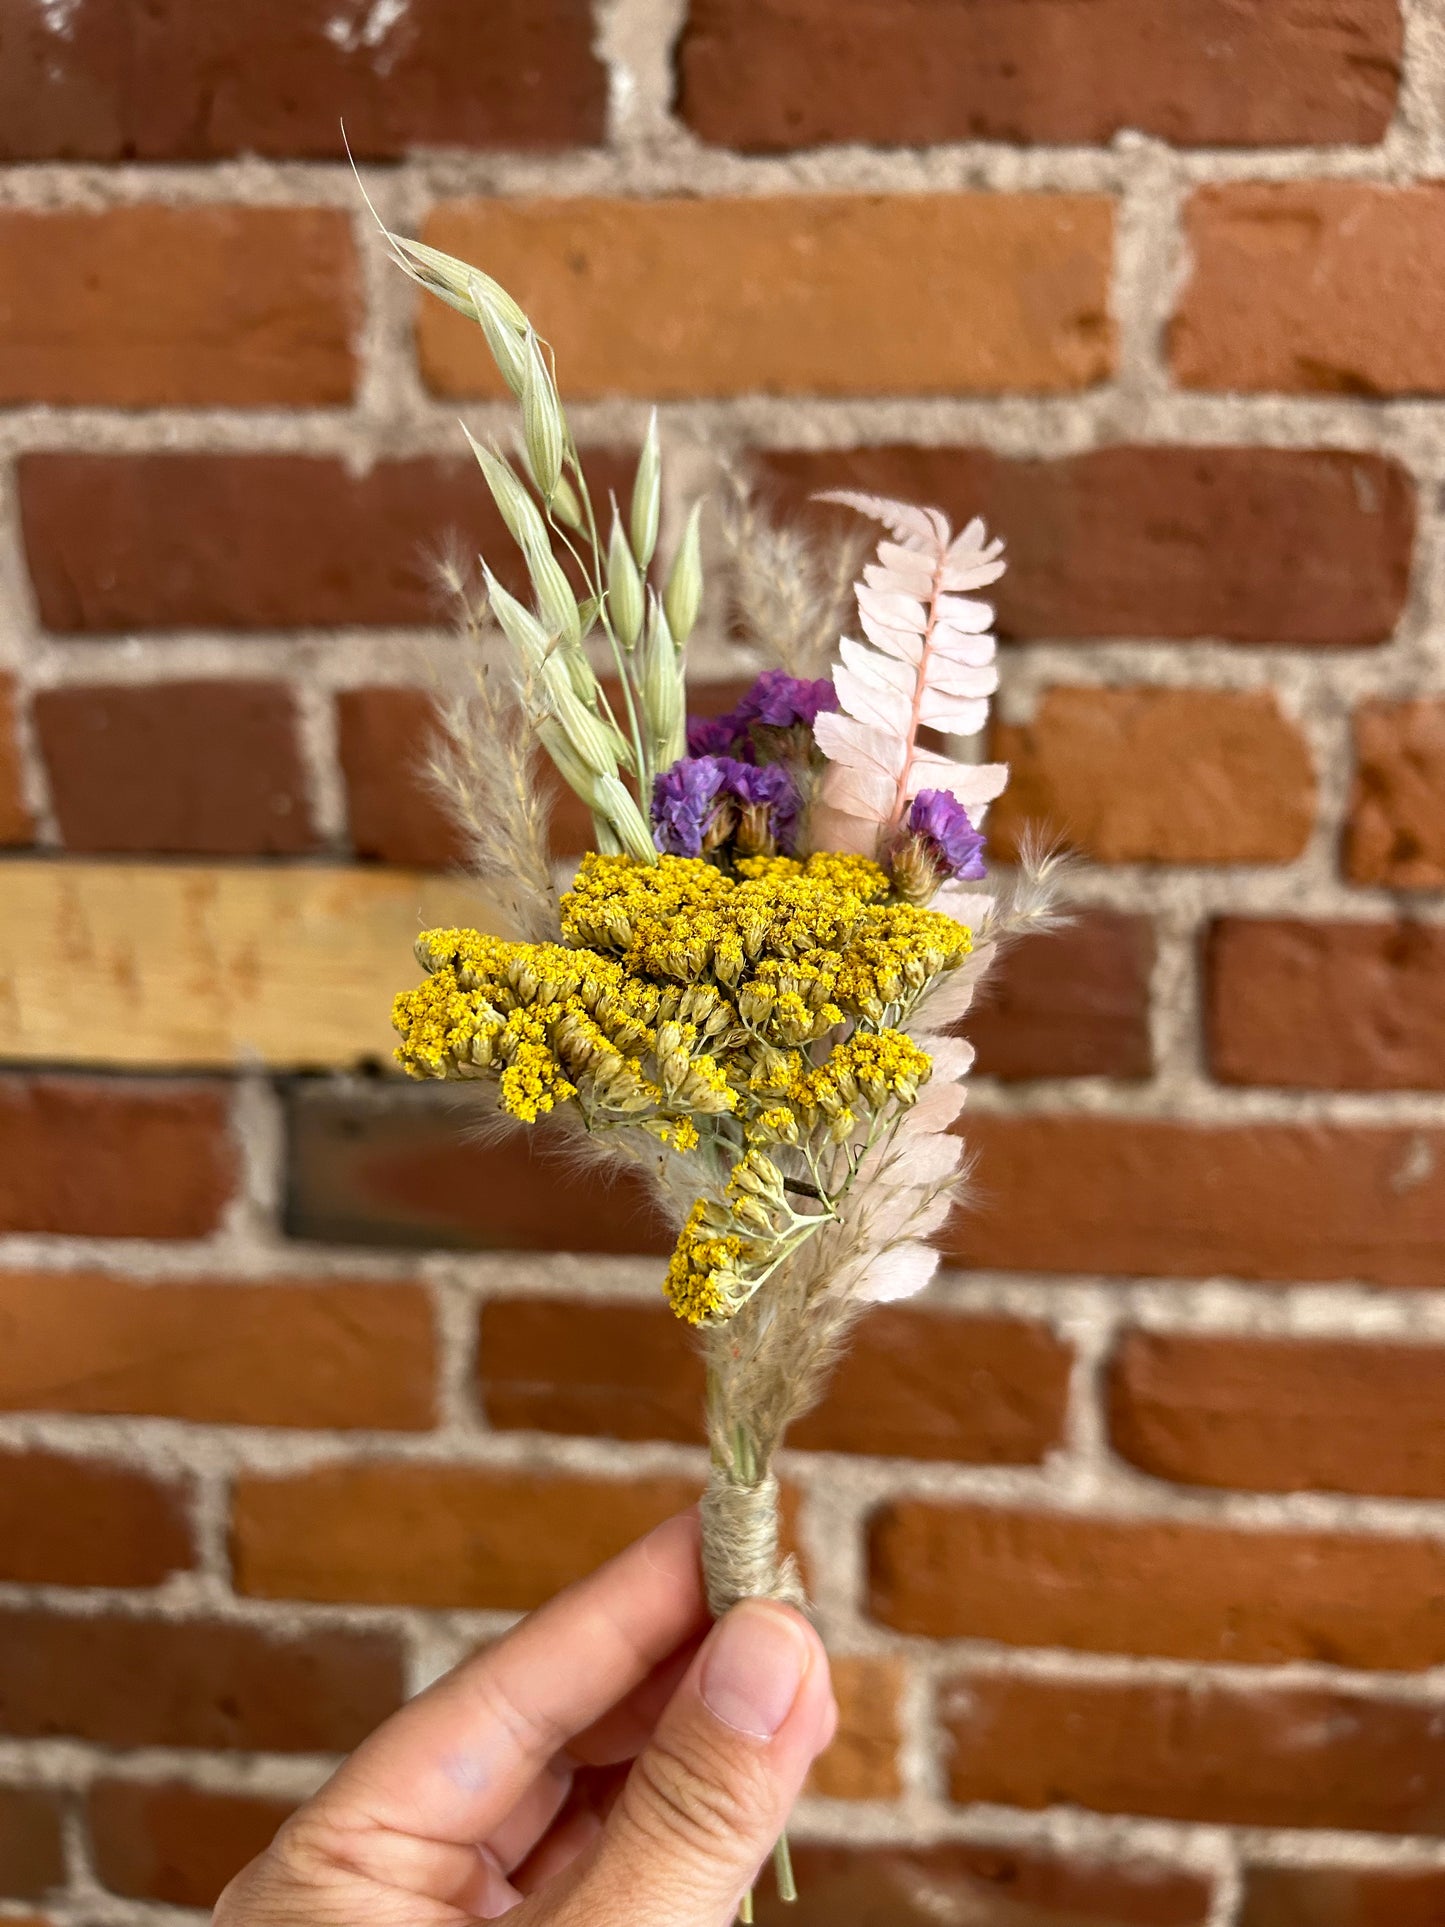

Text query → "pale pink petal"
[861,1242,940,1303]
[810,799,884,855]
[857,583,927,630]
[821,760,897,821]
[917,691,992,736]
[934,594,994,633]
[835,664,911,735]
[904,753,1010,807]
[814,709,904,776]
[813,489,945,554]
[859,605,924,663]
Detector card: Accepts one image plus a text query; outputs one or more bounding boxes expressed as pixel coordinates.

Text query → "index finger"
[314,1509,707,1846]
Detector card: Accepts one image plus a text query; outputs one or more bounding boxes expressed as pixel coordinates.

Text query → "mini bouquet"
[380,222,1064,1913]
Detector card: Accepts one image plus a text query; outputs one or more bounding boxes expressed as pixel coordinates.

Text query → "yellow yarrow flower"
[393,852,972,1323]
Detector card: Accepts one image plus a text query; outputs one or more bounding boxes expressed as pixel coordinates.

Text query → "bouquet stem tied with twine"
[369,196,1067,1918]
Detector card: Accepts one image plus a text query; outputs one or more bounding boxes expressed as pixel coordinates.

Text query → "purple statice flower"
[728,758,800,855]
[651,756,800,859]
[651,757,727,858]
[683,672,837,762]
[907,789,987,881]
[741,669,838,733]
[685,713,742,758]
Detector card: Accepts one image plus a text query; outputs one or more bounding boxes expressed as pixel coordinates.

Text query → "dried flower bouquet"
[380,222,1064,1915]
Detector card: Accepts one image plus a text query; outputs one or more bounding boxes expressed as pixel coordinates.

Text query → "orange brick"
[0,1609,402,1751]
[989,687,1315,865]
[0,676,32,846]
[950,1114,1445,1288]
[36,681,317,857]
[232,1464,703,1609]
[1108,1328,1445,1501]
[1174,183,1445,394]
[337,685,467,869]
[0,0,605,161]
[419,195,1114,398]
[1346,697,1445,887]
[0,1450,192,1588]
[480,1295,1071,1463]
[0,1785,66,1899]
[0,1270,436,1430]
[88,1780,293,1907]
[0,1076,235,1239]
[758,1843,1212,1926]
[1240,1865,1445,1927]
[680,0,1401,150]
[1207,918,1445,1090]
[942,1672,1445,1832]
[0,206,358,406]
[761,445,1414,648]
[808,1655,905,1800]
[967,910,1154,1080]
[871,1499,1445,1668]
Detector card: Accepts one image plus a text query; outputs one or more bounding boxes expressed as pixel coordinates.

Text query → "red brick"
[480,1296,1071,1464]
[337,686,467,869]
[948,1113,1445,1288]
[0,208,357,407]
[35,682,316,857]
[1346,698,1445,888]
[871,1499,1445,1668]
[987,687,1315,864]
[17,451,633,634]
[88,1780,293,1907]
[0,676,32,846]
[1240,1865,1445,1927]
[232,1464,704,1609]
[809,1655,904,1801]
[756,1841,1211,1927]
[1109,1328,1445,1501]
[0,1786,66,1900]
[1174,183,1445,395]
[0,0,604,161]
[968,911,1153,1079]
[0,1610,402,1751]
[758,445,1413,648]
[0,1450,192,1589]
[0,1076,235,1239]
[0,1270,436,1431]
[679,0,1400,150]
[284,1082,671,1254]
[419,195,1115,399]
[1208,918,1445,1091]
[942,1672,1445,1832]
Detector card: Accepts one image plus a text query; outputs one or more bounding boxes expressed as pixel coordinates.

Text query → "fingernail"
[701,1602,810,1739]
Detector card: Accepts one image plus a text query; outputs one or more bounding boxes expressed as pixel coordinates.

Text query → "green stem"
[563,439,653,806]
[773,1831,797,1903]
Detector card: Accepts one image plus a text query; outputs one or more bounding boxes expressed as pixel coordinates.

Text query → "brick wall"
[1,3,1444,1923]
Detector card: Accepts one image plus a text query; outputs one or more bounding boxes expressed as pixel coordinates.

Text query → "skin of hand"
[215,1512,836,1927]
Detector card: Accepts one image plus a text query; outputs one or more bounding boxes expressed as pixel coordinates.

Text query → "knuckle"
[623,1729,772,1862]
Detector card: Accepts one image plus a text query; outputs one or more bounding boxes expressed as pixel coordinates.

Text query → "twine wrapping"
[700,1467,807,1618]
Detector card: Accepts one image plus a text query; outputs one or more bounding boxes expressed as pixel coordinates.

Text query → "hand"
[216,1512,836,1927]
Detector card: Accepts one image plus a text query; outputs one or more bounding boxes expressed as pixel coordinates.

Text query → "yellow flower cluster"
[664,1202,754,1325]
[561,852,968,1041]
[754,1028,933,1146]
[392,930,733,1138]
[392,853,973,1324]
[663,1151,790,1324]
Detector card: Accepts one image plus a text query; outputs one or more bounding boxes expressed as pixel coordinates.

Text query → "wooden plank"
[0,861,495,1069]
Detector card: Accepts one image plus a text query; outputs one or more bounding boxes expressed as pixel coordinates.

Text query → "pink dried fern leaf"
[812,489,1010,849]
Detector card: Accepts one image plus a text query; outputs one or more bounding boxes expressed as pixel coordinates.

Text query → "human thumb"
[561,1599,834,1927]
